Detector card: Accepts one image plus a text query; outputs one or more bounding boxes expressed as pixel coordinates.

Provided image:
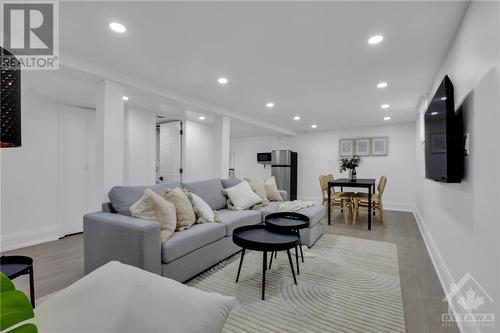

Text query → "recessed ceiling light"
[431,112,438,116]
[311,124,318,129]
[368,35,383,45]
[381,104,390,109]
[266,102,275,108]
[377,82,388,88]
[198,116,206,120]
[217,77,228,85]
[293,116,301,121]
[122,96,129,101]
[384,116,391,121]
[109,22,126,33]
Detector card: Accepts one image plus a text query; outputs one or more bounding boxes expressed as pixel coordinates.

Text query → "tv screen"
[424,76,463,183]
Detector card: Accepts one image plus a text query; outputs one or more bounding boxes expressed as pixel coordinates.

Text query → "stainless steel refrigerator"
[271,150,297,200]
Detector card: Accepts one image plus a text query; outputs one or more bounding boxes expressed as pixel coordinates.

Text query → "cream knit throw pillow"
[164,187,196,231]
[130,189,177,241]
[245,178,269,203]
[265,176,283,201]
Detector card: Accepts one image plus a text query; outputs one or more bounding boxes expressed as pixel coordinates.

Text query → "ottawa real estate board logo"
[1,0,59,70]
[442,272,495,329]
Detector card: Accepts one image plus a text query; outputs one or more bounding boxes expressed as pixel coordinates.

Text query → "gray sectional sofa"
[84,178,326,282]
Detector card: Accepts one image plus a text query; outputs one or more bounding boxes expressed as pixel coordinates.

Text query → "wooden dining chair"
[352,176,387,225]
[319,175,353,224]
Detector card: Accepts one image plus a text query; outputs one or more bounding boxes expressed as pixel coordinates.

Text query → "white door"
[60,106,92,235]
[159,121,182,182]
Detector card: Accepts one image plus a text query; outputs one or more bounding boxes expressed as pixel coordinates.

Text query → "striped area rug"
[188,234,405,333]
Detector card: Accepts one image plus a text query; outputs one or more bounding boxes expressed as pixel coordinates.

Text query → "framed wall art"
[355,138,370,156]
[371,137,388,156]
[339,139,354,156]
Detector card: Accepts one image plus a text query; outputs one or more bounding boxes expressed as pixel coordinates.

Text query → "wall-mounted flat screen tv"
[424,75,463,183]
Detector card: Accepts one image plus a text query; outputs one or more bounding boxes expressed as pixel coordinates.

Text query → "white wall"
[231,122,416,210]
[0,94,99,251]
[124,108,156,185]
[414,1,500,329]
[183,120,216,182]
[1,95,60,250]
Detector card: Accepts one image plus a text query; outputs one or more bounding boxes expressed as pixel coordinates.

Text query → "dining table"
[328,178,376,230]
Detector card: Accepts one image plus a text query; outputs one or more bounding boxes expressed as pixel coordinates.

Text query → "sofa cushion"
[217,209,262,236]
[161,223,226,263]
[257,202,326,227]
[183,178,226,211]
[221,178,241,189]
[108,182,180,216]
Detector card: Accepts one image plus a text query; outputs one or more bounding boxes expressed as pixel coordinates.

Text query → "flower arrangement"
[339,155,361,180]
[339,155,361,172]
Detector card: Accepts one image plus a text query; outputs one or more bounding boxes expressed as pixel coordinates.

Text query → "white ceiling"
[30,1,469,135]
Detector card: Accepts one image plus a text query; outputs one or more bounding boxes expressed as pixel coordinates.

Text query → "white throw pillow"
[130,189,177,241]
[265,176,283,201]
[191,193,216,223]
[223,181,263,210]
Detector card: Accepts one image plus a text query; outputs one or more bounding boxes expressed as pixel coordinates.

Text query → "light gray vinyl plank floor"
[3,209,459,332]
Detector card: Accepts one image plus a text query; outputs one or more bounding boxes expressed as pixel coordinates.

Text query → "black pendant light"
[1,47,22,148]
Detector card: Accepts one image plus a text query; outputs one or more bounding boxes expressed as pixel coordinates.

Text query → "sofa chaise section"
[256,202,326,247]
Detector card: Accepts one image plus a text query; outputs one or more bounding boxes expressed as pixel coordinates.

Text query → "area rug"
[188,234,405,333]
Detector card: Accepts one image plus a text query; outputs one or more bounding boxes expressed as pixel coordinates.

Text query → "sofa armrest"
[84,212,161,275]
[279,190,288,201]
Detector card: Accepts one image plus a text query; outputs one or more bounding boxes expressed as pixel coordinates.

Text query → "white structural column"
[213,116,231,178]
[95,80,125,202]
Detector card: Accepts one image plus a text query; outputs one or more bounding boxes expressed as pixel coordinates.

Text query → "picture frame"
[371,137,388,156]
[339,139,354,156]
[355,138,370,156]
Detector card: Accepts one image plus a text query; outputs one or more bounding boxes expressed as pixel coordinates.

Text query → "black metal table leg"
[287,249,297,285]
[235,249,245,283]
[295,245,300,275]
[28,267,35,308]
[298,232,304,263]
[268,251,274,270]
[262,251,267,300]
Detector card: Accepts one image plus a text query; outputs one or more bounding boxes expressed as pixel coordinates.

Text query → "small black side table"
[265,212,310,275]
[0,255,35,307]
[233,225,299,300]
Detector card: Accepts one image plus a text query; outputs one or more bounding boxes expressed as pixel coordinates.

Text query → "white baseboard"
[0,226,59,252]
[383,202,414,212]
[412,208,478,333]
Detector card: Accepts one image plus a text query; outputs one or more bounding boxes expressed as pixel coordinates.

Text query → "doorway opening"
[156,117,183,183]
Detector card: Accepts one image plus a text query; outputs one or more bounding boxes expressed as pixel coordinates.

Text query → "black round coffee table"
[0,255,35,307]
[265,212,310,275]
[233,225,299,300]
